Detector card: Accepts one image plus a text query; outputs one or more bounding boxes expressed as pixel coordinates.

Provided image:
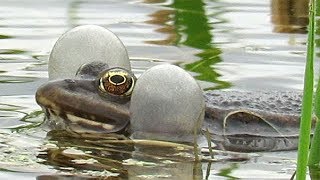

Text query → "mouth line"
[65,113,116,130]
[44,107,119,132]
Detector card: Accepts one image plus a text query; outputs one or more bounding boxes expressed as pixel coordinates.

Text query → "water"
[0,0,310,179]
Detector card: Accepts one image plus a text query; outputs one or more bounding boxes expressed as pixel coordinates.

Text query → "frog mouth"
[43,108,118,133]
[36,78,130,133]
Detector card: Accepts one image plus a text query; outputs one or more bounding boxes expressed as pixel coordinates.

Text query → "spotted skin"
[36,62,308,151]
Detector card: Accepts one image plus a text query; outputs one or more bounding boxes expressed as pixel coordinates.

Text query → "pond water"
[0,0,311,179]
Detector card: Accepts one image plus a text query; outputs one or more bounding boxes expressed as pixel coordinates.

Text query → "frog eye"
[98,67,136,96]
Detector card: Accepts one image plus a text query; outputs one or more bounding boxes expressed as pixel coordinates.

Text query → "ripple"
[0,0,308,178]
[0,34,12,39]
[0,49,26,54]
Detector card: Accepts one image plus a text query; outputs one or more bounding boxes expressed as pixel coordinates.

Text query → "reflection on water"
[271,0,308,33]
[171,0,231,90]
[145,0,231,90]
[38,130,203,179]
[0,0,311,179]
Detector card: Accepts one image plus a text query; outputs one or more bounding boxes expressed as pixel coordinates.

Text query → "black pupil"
[110,74,125,84]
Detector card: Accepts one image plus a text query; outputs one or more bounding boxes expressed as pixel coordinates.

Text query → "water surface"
[0,0,310,179]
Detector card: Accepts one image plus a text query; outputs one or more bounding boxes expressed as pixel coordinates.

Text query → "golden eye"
[98,67,136,96]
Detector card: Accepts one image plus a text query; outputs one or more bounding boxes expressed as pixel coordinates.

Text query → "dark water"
[0,0,310,179]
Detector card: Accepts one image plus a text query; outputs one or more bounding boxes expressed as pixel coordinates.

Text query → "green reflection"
[0,76,35,83]
[310,166,320,180]
[0,103,23,111]
[148,0,231,89]
[0,34,12,39]
[169,0,231,90]
[217,163,239,179]
[0,49,26,55]
[169,0,212,49]
[0,104,43,131]
[185,50,231,90]
[11,110,44,132]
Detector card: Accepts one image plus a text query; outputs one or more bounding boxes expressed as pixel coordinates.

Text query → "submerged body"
[204,91,303,151]
[36,65,304,152]
[36,25,305,152]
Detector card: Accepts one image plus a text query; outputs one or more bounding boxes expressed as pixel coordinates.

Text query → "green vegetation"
[296,0,320,179]
[309,0,320,170]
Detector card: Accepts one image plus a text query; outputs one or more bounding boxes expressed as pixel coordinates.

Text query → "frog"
[36,25,306,152]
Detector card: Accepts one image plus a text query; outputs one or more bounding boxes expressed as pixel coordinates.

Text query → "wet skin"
[36,62,305,151]
[36,62,134,133]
